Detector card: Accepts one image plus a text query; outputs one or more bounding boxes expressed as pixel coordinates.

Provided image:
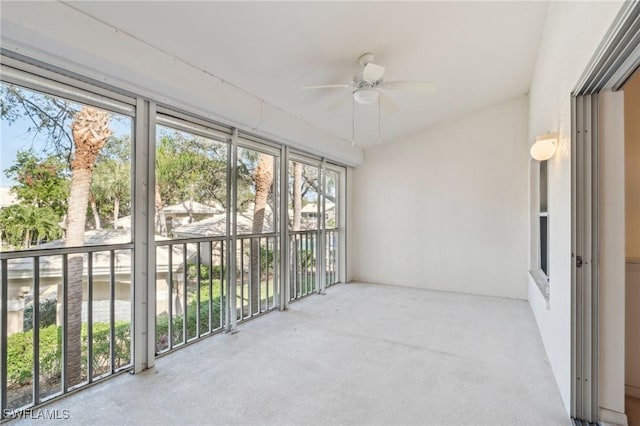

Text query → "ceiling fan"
[303,53,436,113]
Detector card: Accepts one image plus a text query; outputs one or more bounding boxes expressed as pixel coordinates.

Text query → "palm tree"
[0,204,61,249]
[66,106,112,386]
[250,154,274,314]
[0,204,31,248]
[91,158,131,227]
[30,206,62,245]
[292,162,302,231]
[1,86,112,384]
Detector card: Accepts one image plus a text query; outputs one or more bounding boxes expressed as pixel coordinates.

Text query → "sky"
[0,117,45,187]
[1,83,133,191]
[1,82,330,209]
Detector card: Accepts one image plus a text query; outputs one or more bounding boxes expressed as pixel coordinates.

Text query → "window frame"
[530,158,550,301]
[0,51,350,419]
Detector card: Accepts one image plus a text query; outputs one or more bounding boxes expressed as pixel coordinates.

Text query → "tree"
[4,150,69,217]
[250,154,274,314]
[301,167,334,203]
[1,85,75,160]
[1,83,117,386]
[65,106,112,386]
[0,204,62,249]
[292,162,302,231]
[91,138,131,229]
[0,150,68,249]
[155,131,227,235]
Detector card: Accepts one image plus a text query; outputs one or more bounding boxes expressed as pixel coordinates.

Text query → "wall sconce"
[530,132,558,161]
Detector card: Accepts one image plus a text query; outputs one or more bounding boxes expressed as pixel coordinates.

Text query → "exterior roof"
[301,201,335,213]
[162,201,223,215]
[173,211,273,237]
[5,229,195,279]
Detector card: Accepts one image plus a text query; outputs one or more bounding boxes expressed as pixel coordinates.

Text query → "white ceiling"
[3,1,548,150]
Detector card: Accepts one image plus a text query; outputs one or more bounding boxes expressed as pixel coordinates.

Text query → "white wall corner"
[351,95,529,299]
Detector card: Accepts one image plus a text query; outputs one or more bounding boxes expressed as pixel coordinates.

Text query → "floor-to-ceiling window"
[0,55,347,419]
[234,141,279,322]
[288,157,320,301]
[287,156,345,301]
[0,66,135,412]
[324,167,342,287]
[153,114,229,354]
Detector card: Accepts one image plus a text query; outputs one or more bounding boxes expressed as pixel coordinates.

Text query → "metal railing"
[1,243,134,417]
[325,229,339,287]
[235,234,278,322]
[154,233,278,353]
[289,230,318,301]
[287,229,339,302]
[154,237,226,354]
[0,229,338,417]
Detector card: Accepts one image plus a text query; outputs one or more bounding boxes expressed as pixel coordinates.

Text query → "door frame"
[571,1,640,422]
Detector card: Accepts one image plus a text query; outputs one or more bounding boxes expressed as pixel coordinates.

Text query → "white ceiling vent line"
[54,1,361,153]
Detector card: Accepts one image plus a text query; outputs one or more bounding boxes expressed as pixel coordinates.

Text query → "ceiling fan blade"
[379,81,437,92]
[363,63,386,83]
[379,92,398,114]
[328,92,353,112]
[302,84,352,90]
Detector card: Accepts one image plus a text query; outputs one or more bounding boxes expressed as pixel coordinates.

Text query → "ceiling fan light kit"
[353,87,379,105]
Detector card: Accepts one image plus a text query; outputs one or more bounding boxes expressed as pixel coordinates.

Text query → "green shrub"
[298,249,315,268]
[260,246,274,272]
[23,298,58,331]
[6,321,131,388]
[187,263,226,282]
[156,291,222,352]
[187,263,210,281]
[211,264,224,278]
[7,328,39,387]
[88,321,131,374]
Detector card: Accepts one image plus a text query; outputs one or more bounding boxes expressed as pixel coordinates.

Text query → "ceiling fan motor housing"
[358,52,376,67]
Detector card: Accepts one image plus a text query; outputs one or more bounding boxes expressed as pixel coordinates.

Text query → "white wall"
[598,90,626,420]
[526,1,624,415]
[350,96,529,299]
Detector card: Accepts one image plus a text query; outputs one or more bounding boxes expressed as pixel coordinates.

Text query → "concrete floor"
[13,282,570,425]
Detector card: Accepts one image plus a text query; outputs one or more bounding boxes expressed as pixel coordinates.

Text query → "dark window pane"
[540,216,548,275]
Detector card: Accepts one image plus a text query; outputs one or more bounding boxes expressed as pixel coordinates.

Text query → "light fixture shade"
[530,133,558,161]
[353,88,379,105]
